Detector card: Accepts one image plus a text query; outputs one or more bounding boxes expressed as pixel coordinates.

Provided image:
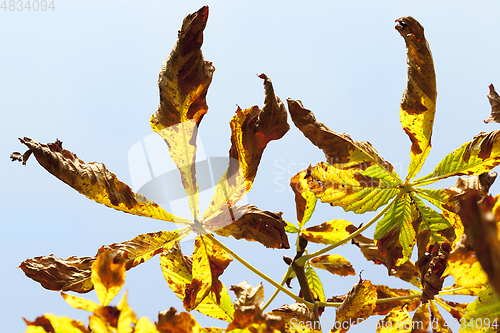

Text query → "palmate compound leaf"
[12,137,191,224]
[150,6,215,222]
[20,228,189,293]
[160,243,234,321]
[201,74,289,223]
[395,16,437,181]
[287,99,402,214]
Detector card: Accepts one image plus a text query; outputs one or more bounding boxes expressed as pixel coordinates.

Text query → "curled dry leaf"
[352,234,421,288]
[230,281,264,310]
[19,254,95,293]
[416,242,451,303]
[484,84,500,124]
[201,74,289,223]
[447,172,497,203]
[395,16,436,181]
[457,193,500,296]
[227,305,285,333]
[271,303,318,333]
[156,307,203,333]
[13,137,190,224]
[333,278,378,333]
[207,204,289,249]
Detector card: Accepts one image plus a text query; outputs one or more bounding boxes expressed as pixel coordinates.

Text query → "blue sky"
[2,1,500,332]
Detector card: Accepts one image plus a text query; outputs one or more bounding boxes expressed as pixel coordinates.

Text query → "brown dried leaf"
[271,303,320,333]
[457,193,500,296]
[230,281,264,310]
[24,314,89,333]
[416,242,451,303]
[485,84,500,123]
[333,278,378,333]
[446,172,497,203]
[352,234,421,288]
[202,74,289,223]
[14,137,190,224]
[208,204,289,249]
[227,305,285,333]
[156,307,203,333]
[20,255,95,293]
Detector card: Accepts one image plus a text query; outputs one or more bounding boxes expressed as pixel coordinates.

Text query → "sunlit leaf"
[20,255,95,293]
[333,278,378,333]
[305,162,400,214]
[150,6,215,221]
[372,285,420,316]
[352,234,421,288]
[415,130,500,186]
[301,219,355,245]
[226,305,285,333]
[305,264,325,302]
[412,303,430,333]
[24,314,89,333]
[459,285,500,333]
[62,292,100,313]
[91,249,126,306]
[206,204,289,249]
[160,244,234,321]
[202,74,289,223]
[446,173,497,204]
[435,297,468,322]
[395,16,436,181]
[429,300,453,333]
[484,84,500,124]
[156,307,203,333]
[230,281,264,309]
[116,291,137,333]
[374,194,417,263]
[13,137,190,224]
[415,188,454,212]
[417,242,451,303]
[271,303,320,333]
[310,254,355,277]
[135,317,161,333]
[376,305,413,333]
[190,235,232,310]
[290,170,317,228]
[285,221,299,233]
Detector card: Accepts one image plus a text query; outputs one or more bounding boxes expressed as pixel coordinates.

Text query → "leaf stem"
[295,192,403,266]
[261,266,293,311]
[204,233,315,310]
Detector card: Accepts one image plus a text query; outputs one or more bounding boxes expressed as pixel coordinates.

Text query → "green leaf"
[306,163,400,214]
[374,194,416,263]
[459,285,500,333]
[396,16,437,181]
[305,264,325,302]
[414,130,500,186]
[285,221,299,233]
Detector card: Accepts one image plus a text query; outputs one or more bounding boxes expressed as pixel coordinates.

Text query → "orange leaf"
[91,249,126,306]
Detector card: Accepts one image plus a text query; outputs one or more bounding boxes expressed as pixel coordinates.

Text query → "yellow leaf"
[135,317,160,333]
[156,308,203,333]
[376,306,413,333]
[24,314,88,333]
[15,137,190,224]
[301,219,355,245]
[116,292,137,333]
[333,279,378,333]
[290,170,317,227]
[227,305,285,333]
[429,300,453,333]
[91,249,126,306]
[61,292,100,312]
[396,16,436,181]
[310,254,355,277]
[201,74,289,223]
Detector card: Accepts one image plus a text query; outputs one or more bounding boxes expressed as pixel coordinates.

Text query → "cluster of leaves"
[13,6,500,333]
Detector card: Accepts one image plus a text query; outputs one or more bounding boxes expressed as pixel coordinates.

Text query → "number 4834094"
[1,0,55,11]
